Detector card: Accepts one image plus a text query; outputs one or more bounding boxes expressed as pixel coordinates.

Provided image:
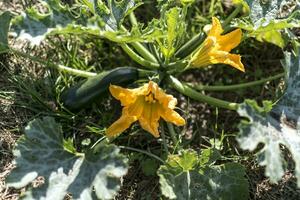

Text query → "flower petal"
[209,51,245,72]
[190,37,216,67]
[161,108,186,126]
[127,96,144,117]
[106,108,137,138]
[219,29,242,52]
[208,17,223,37]
[223,53,245,72]
[139,103,160,137]
[109,85,136,106]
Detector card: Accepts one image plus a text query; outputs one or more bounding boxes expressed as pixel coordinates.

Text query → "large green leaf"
[12,0,88,45]
[158,149,249,200]
[273,48,300,120]
[6,117,128,200]
[237,48,300,185]
[232,10,300,48]
[11,0,158,45]
[0,11,12,53]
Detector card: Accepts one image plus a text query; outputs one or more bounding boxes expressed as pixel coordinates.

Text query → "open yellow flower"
[106,81,186,138]
[190,17,245,72]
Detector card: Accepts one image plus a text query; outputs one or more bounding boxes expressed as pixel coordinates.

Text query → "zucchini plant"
[1,0,300,199]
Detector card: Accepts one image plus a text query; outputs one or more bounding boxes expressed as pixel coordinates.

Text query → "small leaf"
[158,149,249,200]
[0,11,12,53]
[168,149,198,172]
[237,47,300,186]
[161,7,180,59]
[199,148,222,166]
[157,7,186,59]
[6,117,128,200]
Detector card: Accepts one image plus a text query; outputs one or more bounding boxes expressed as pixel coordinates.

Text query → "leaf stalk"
[188,72,285,91]
[168,76,239,110]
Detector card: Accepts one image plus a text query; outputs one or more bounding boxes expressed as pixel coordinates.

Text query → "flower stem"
[166,122,178,146]
[188,72,285,91]
[10,48,97,77]
[168,76,239,110]
[160,122,169,155]
[120,44,160,69]
[119,146,165,163]
[222,4,243,28]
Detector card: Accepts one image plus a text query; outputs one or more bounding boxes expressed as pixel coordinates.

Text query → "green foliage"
[6,117,128,200]
[158,149,249,200]
[0,11,12,53]
[233,10,300,48]
[12,0,87,45]
[158,7,185,60]
[11,0,159,45]
[96,0,142,31]
[274,48,300,120]
[237,48,300,185]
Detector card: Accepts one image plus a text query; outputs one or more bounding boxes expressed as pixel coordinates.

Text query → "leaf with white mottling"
[6,117,128,200]
[11,0,88,45]
[237,48,300,186]
[245,0,299,23]
[11,0,159,45]
[232,10,300,48]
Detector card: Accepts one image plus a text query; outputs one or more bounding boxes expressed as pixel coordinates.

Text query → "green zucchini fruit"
[61,67,139,111]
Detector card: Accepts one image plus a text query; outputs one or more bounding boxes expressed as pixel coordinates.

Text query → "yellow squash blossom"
[106,81,186,138]
[190,17,245,72]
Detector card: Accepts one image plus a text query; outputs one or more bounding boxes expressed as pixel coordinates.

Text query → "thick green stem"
[131,42,158,63]
[129,12,138,26]
[188,73,285,91]
[10,48,97,77]
[168,76,239,110]
[119,146,165,163]
[175,32,205,59]
[120,44,160,69]
[222,4,243,28]
[120,25,158,63]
